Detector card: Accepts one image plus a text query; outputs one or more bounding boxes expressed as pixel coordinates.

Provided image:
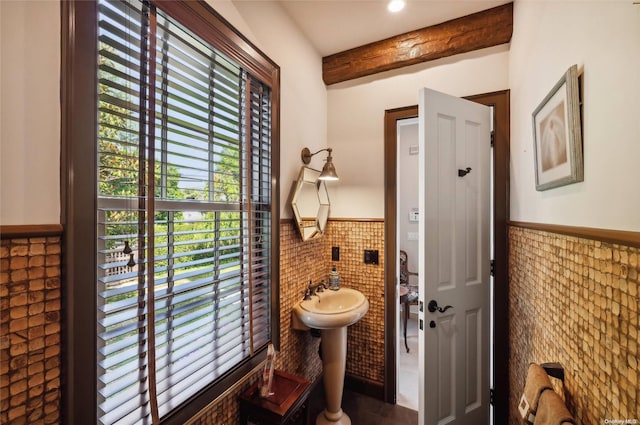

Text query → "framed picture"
[532,64,583,191]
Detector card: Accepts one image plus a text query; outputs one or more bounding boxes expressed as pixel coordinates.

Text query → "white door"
[418,88,491,425]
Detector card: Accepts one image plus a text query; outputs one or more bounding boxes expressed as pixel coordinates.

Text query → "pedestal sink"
[292,288,369,425]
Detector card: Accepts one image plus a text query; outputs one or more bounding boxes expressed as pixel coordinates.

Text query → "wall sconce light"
[301,147,339,181]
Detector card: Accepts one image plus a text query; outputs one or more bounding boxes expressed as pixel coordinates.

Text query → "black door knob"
[427,300,453,313]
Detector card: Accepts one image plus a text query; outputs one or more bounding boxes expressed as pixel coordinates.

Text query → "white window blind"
[96,1,272,423]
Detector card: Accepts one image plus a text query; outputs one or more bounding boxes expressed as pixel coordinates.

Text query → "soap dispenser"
[329,265,340,290]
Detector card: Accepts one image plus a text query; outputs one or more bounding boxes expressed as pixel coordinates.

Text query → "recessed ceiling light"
[387,0,405,13]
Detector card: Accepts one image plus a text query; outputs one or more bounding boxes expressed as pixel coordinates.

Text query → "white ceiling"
[277,0,512,57]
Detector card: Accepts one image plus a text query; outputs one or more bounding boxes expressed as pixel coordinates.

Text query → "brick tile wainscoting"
[324,220,386,388]
[509,225,639,424]
[1,234,62,425]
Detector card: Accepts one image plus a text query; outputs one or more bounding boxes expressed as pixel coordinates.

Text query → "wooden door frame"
[383,90,510,424]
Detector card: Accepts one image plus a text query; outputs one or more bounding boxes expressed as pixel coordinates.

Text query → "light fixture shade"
[319,160,339,181]
[301,146,339,180]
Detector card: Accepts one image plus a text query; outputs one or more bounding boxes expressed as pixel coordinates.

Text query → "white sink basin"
[292,288,369,330]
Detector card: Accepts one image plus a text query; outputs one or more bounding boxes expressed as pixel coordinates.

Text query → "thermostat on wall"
[409,208,419,222]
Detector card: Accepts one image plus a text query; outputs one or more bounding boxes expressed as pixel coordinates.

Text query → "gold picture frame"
[532,64,583,191]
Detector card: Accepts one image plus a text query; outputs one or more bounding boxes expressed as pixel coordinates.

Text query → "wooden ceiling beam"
[322,2,513,85]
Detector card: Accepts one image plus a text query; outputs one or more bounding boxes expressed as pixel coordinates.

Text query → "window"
[62,1,280,424]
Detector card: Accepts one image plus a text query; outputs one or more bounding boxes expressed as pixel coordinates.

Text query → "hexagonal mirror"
[291,167,330,241]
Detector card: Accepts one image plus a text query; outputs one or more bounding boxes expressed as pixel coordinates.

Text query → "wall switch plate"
[364,249,379,265]
[331,246,340,261]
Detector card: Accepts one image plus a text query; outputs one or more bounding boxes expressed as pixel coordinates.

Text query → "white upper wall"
[0,1,60,225]
[326,45,510,218]
[509,1,640,232]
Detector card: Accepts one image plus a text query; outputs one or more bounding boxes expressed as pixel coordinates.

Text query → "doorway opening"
[395,117,420,411]
[383,91,510,424]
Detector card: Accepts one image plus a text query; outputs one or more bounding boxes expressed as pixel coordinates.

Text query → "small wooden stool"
[239,370,312,425]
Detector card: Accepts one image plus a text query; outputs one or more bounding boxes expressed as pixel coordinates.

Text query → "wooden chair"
[399,250,418,352]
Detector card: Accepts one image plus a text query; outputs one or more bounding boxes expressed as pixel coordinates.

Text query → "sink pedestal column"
[317,327,350,425]
[292,287,368,425]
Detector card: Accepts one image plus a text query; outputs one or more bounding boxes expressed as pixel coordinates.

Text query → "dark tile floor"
[307,385,418,425]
